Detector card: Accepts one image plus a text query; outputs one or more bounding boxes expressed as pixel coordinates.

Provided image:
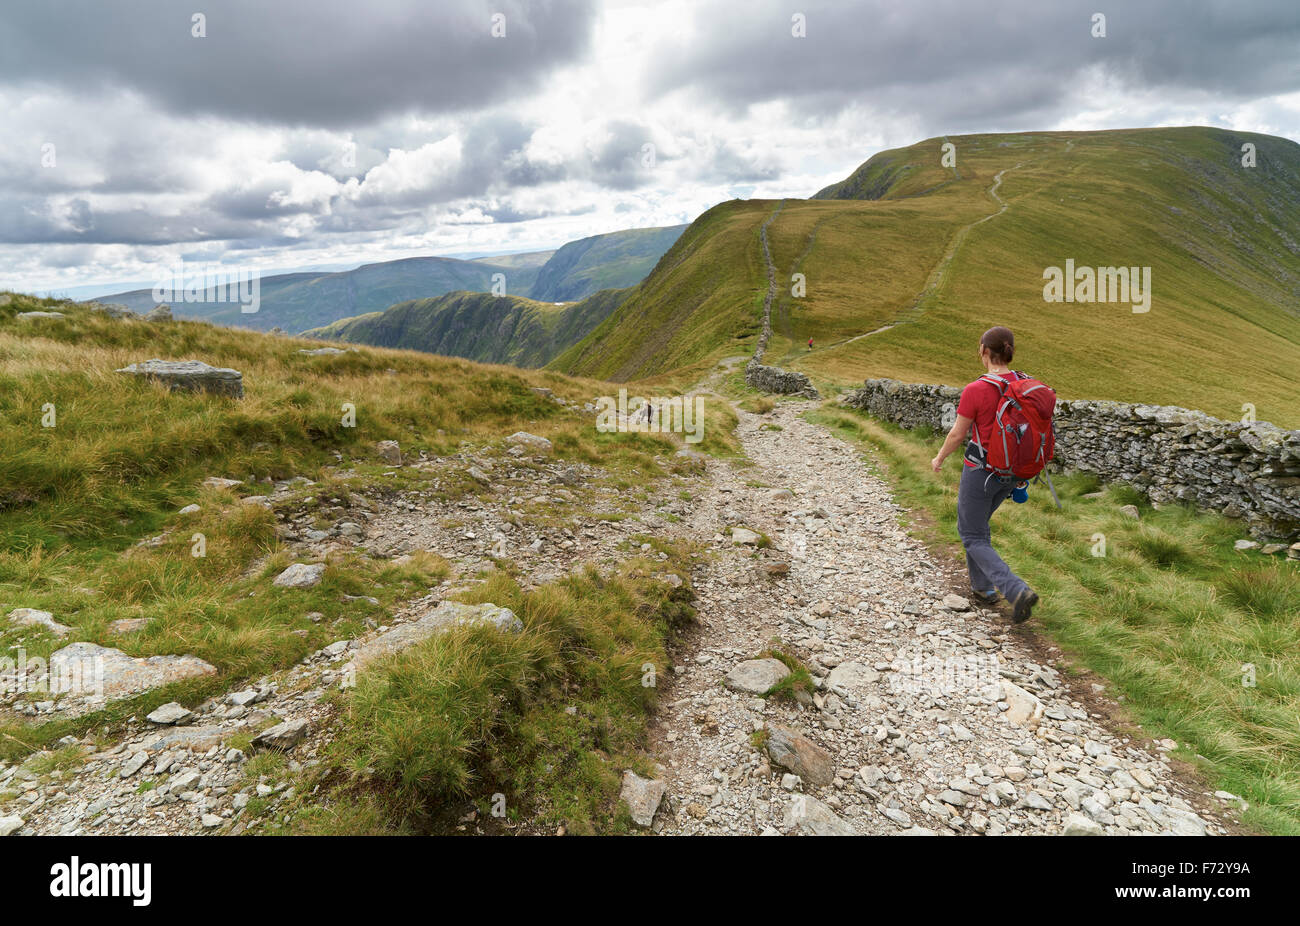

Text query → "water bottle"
[1012,481,1029,504]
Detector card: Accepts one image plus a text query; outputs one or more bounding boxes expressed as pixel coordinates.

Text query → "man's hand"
[931,454,944,473]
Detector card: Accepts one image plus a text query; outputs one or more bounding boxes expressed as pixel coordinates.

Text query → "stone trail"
[0,387,1237,837]
[645,398,1229,836]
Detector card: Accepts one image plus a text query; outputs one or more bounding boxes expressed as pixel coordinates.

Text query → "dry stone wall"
[843,378,1300,540]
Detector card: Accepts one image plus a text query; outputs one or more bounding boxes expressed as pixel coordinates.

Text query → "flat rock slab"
[730,527,762,545]
[7,608,71,636]
[348,601,522,671]
[272,562,325,588]
[826,661,880,692]
[0,816,23,836]
[784,795,857,835]
[116,359,244,399]
[253,718,309,751]
[619,770,666,827]
[507,431,553,454]
[49,642,217,701]
[724,658,790,695]
[147,702,195,725]
[16,311,65,319]
[766,723,834,787]
[298,347,348,355]
[148,725,229,752]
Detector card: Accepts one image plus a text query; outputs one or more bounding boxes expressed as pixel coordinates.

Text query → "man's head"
[979,326,1015,366]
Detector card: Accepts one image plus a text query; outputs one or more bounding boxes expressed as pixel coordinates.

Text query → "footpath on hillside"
[2,383,1234,837]
[646,395,1230,836]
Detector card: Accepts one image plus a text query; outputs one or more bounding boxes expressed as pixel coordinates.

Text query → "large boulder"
[142,304,172,322]
[116,359,244,398]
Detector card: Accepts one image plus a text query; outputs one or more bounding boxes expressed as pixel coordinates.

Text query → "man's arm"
[931,414,974,472]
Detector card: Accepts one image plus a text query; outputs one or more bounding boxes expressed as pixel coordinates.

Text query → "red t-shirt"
[957,371,1026,467]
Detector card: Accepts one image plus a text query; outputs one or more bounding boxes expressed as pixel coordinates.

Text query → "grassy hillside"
[529,225,688,302]
[555,127,1300,428]
[303,288,629,367]
[93,256,537,335]
[0,291,706,766]
[550,201,776,381]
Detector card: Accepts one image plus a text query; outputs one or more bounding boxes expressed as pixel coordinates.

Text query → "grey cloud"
[647,0,1300,132]
[0,0,597,127]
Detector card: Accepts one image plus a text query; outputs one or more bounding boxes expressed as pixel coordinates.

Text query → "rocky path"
[1,390,1240,837]
[649,398,1232,835]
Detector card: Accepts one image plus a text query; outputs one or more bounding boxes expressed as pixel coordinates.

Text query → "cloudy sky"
[4,0,1300,295]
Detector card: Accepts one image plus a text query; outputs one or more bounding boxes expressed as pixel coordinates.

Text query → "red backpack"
[974,372,1057,480]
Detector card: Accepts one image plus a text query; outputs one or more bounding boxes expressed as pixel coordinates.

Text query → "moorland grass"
[0,293,711,763]
[282,555,697,835]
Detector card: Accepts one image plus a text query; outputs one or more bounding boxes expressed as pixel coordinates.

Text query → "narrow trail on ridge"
[647,388,1229,836]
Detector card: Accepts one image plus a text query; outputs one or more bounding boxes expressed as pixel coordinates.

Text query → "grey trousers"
[957,465,1030,600]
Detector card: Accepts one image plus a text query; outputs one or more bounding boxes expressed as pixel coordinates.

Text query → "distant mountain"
[303,288,630,367]
[528,225,688,302]
[88,226,682,335]
[469,250,555,269]
[90,256,535,334]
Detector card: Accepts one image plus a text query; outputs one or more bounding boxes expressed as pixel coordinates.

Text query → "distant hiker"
[644,399,654,424]
[929,326,1056,622]
[808,337,814,350]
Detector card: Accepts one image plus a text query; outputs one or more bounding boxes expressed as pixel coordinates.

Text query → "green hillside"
[303,288,629,367]
[554,127,1300,428]
[529,225,688,302]
[93,256,535,335]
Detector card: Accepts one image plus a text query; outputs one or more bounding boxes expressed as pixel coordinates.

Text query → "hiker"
[808,337,813,350]
[930,326,1053,623]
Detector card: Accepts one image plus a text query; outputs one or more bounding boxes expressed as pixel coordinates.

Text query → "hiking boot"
[971,588,1000,606]
[1012,589,1039,623]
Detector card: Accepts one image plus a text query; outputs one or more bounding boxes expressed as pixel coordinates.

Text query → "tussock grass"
[294,556,696,835]
[811,404,1300,835]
